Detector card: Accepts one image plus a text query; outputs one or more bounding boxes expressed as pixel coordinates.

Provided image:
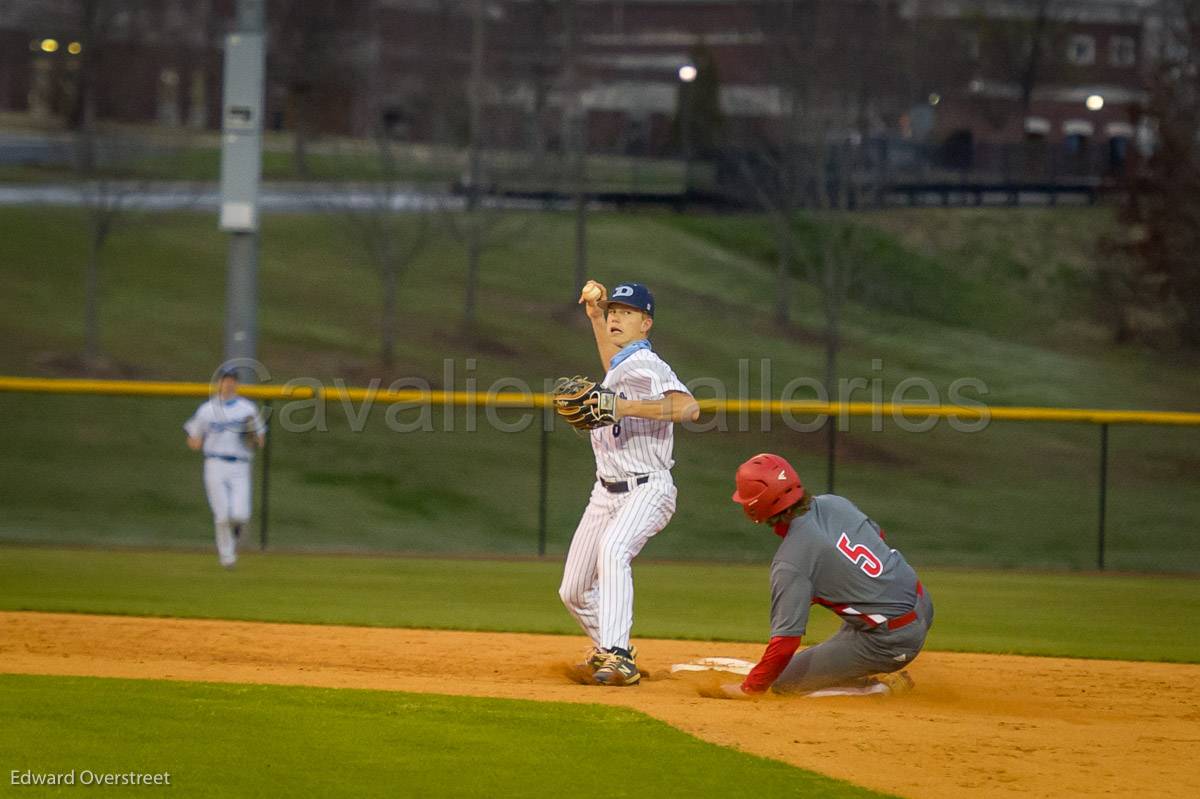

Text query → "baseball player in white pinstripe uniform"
[183,370,265,569]
[559,280,699,686]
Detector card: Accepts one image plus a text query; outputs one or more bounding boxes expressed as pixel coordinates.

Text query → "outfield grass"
[1,548,1196,663]
[0,674,889,799]
[1,207,1198,569]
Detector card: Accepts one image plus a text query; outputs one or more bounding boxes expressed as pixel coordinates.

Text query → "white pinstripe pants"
[558,474,677,651]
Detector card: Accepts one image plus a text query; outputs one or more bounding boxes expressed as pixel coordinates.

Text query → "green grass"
[662,212,996,330]
[0,139,686,191]
[0,674,889,799]
[658,207,1120,341]
[2,547,1197,662]
[1,206,1198,570]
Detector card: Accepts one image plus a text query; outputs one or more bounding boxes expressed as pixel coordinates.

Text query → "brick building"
[0,0,1164,172]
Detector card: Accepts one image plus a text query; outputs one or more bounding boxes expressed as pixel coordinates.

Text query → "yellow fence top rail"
[2,375,1199,426]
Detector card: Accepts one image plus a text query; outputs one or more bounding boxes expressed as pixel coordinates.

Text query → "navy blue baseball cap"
[601,282,655,317]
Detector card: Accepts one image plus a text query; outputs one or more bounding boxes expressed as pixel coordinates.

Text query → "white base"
[672,657,893,698]
[804,683,889,698]
[670,657,756,676]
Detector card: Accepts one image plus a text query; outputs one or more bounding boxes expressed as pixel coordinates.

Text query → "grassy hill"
[0,205,1197,570]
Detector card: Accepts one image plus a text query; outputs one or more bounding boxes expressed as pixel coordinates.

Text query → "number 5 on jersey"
[837,533,882,577]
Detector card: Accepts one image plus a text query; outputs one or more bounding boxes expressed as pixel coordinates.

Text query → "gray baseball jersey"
[769,494,922,638]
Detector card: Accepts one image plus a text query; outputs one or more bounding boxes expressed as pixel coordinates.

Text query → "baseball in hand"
[580,283,603,304]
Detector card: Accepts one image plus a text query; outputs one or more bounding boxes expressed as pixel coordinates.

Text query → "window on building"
[963,30,980,61]
[157,68,180,127]
[111,10,131,38]
[1063,133,1088,157]
[1020,36,1035,61]
[1024,117,1051,142]
[1109,36,1136,67]
[1109,136,1129,172]
[1067,34,1096,65]
[623,113,650,156]
[940,129,974,170]
[166,0,187,31]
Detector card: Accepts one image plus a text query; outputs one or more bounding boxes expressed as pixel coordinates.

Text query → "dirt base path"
[2,612,1197,799]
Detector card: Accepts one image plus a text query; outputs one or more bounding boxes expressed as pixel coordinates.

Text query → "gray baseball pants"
[772,587,934,694]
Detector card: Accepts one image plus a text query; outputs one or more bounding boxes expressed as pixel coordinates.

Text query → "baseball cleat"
[593,648,640,686]
[585,644,638,671]
[872,670,914,695]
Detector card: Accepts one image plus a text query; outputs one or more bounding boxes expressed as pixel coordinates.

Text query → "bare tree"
[24,0,200,364]
[78,139,137,363]
[307,1,440,367]
[72,0,121,363]
[522,0,557,163]
[1017,0,1056,114]
[514,0,590,299]
[337,138,435,367]
[75,135,199,365]
[732,1,880,326]
[722,0,900,489]
[451,0,550,335]
[461,0,487,331]
[1105,0,1200,348]
[964,0,1068,130]
[560,0,589,298]
[267,0,359,177]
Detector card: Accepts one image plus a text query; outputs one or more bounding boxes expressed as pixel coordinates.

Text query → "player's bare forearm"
[186,436,203,451]
[590,317,620,370]
[579,280,619,370]
[616,391,699,423]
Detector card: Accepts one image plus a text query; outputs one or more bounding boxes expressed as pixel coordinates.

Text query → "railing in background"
[2,375,1198,568]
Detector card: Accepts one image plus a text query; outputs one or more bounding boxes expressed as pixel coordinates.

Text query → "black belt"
[600,475,649,493]
[206,454,249,463]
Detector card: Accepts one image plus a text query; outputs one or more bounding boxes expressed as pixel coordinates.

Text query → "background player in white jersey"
[183,369,265,569]
[714,452,933,698]
[556,280,699,686]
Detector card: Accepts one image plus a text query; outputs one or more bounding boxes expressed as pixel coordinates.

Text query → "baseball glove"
[553,375,618,430]
[241,417,260,448]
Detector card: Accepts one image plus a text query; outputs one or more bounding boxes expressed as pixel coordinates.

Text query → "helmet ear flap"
[732,453,805,525]
[732,478,770,522]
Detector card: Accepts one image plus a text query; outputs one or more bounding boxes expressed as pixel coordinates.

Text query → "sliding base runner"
[716,453,933,699]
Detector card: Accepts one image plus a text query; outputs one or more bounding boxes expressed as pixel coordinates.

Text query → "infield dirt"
[2,611,1196,799]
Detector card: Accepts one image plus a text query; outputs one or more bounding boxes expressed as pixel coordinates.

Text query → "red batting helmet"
[731,453,805,524]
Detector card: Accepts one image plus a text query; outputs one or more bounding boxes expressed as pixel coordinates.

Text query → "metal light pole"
[218,0,266,373]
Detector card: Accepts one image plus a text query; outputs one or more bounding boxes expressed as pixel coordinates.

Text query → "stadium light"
[678,64,698,83]
[1086,94,1104,111]
[40,38,59,53]
[68,42,82,55]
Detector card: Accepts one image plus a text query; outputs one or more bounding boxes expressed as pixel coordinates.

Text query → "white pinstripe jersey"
[590,348,688,480]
